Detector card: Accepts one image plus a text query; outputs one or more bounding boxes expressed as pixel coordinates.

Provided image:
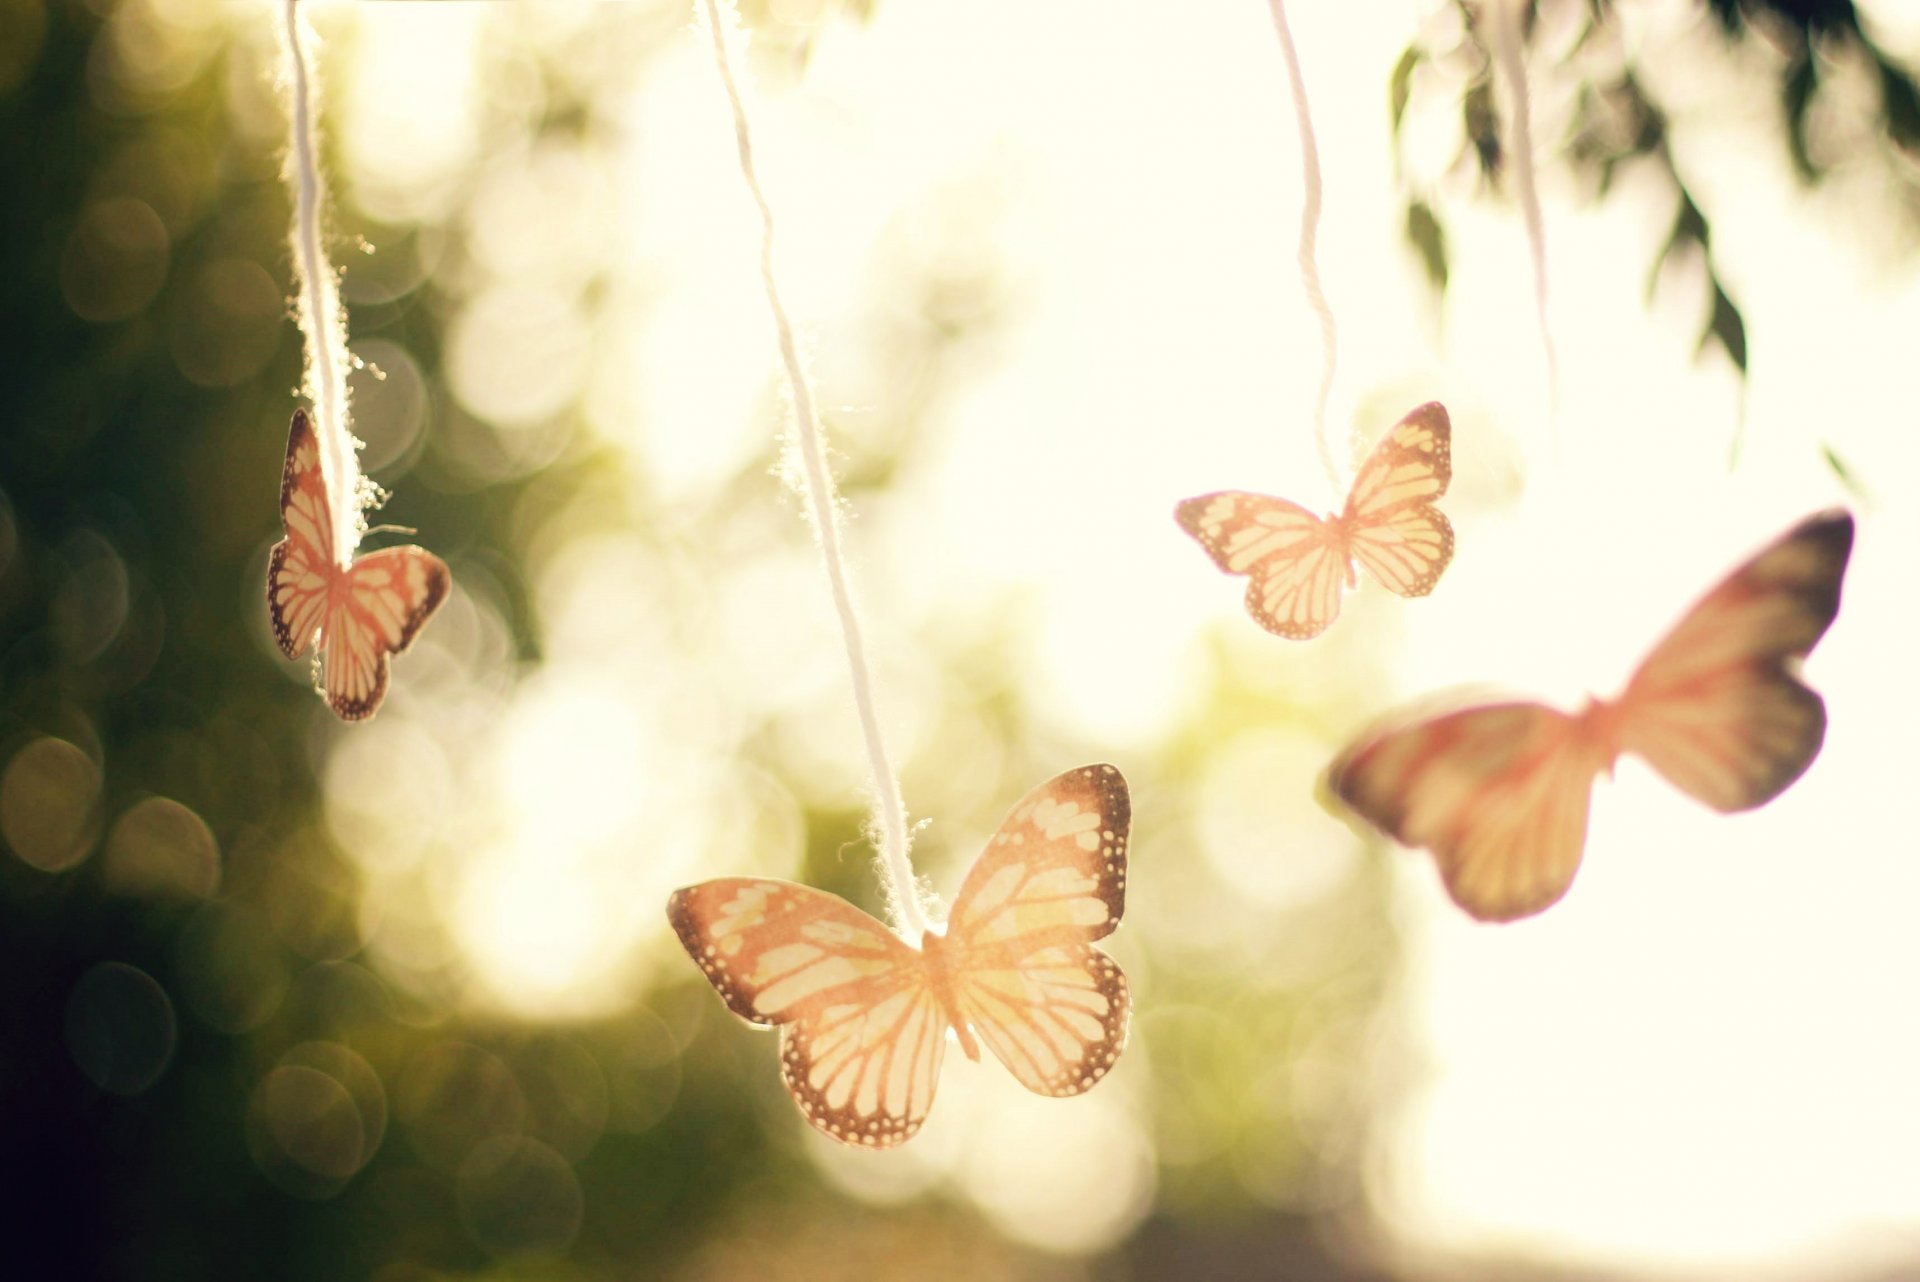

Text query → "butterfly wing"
[942,764,1131,1096]
[668,878,947,1147]
[1341,400,1454,598]
[321,547,451,721]
[267,409,336,661]
[1175,491,1348,639]
[1330,702,1608,922]
[1613,510,1853,812]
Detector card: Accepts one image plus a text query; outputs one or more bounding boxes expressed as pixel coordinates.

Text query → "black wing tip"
[664,885,699,947]
[1774,508,1855,641]
[398,555,453,653]
[1072,762,1131,825]
[1173,493,1217,538]
[280,408,315,513]
[1801,508,1856,576]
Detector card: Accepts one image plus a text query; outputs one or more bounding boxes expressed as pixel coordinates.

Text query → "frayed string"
[1265,0,1344,495]
[279,0,361,564]
[700,0,928,941]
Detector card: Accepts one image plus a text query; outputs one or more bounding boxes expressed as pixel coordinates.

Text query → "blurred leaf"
[1464,78,1501,180]
[1405,200,1449,294]
[1877,53,1920,158]
[1709,0,1861,39]
[1784,51,1819,181]
[1822,443,1870,500]
[1700,278,1748,374]
[1647,190,1708,303]
[1389,46,1420,141]
[1706,0,1743,35]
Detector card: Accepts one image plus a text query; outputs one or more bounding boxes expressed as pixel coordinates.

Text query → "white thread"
[280,0,360,565]
[1489,0,1560,419]
[701,0,928,940]
[1265,0,1342,496]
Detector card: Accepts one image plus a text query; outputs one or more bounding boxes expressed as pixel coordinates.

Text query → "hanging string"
[1264,0,1343,496]
[700,0,928,941]
[279,0,361,566]
[1488,0,1560,419]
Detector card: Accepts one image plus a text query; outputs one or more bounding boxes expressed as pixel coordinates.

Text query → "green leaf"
[1647,191,1708,303]
[1783,51,1819,181]
[1390,46,1421,141]
[1464,79,1501,180]
[1877,53,1920,157]
[1700,277,1748,375]
[1821,443,1869,499]
[1405,200,1449,294]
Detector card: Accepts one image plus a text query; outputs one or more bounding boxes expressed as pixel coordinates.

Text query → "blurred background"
[3,0,1918,1278]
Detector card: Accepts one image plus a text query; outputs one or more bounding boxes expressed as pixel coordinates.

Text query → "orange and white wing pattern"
[1340,401,1454,598]
[267,409,336,661]
[1175,491,1348,639]
[1330,703,1609,923]
[668,878,948,1148]
[265,409,450,721]
[320,547,450,721]
[1613,510,1853,813]
[940,764,1132,1097]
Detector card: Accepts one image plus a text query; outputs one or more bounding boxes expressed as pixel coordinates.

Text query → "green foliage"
[1392,0,1919,400]
[1405,199,1450,293]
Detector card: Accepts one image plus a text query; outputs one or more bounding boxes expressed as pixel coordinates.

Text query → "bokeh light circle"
[1,736,102,873]
[397,1041,526,1173]
[65,962,177,1096]
[455,1135,583,1257]
[103,795,220,900]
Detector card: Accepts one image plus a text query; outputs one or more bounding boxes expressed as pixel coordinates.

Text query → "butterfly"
[1176,400,1454,639]
[267,408,450,721]
[668,764,1131,1148]
[1328,509,1855,922]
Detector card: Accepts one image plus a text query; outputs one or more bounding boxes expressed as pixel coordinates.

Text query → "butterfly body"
[267,410,450,721]
[670,764,1131,1147]
[1331,510,1854,922]
[915,926,983,1062]
[1178,402,1454,639]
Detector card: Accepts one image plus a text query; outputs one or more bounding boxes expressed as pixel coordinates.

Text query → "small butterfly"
[1176,401,1455,639]
[668,764,1131,1148]
[267,409,450,721]
[1329,509,1855,922]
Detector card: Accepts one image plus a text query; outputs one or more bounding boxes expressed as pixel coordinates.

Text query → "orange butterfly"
[1176,401,1454,639]
[267,409,450,721]
[1329,510,1854,922]
[668,764,1131,1148]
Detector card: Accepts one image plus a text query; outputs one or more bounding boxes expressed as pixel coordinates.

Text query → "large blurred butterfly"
[1329,510,1854,922]
[668,764,1131,1148]
[267,409,449,721]
[1176,401,1453,639]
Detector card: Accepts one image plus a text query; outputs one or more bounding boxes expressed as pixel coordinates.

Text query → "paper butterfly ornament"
[668,764,1131,1148]
[1329,509,1854,922]
[267,409,450,721]
[1176,401,1454,639]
